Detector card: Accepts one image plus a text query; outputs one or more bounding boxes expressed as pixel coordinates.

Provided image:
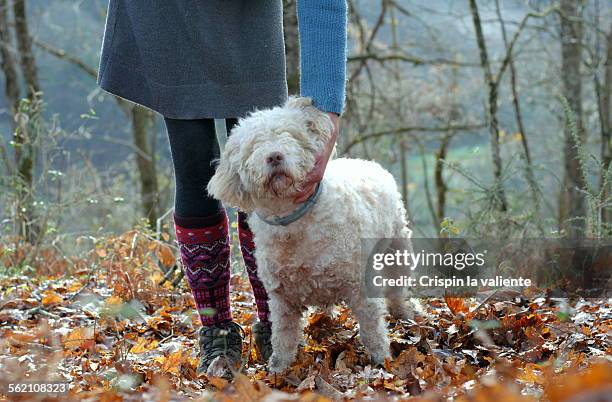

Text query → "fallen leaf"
[315,375,343,400]
[156,244,176,267]
[445,296,468,315]
[208,376,229,390]
[157,350,183,375]
[64,326,95,350]
[129,337,159,354]
[41,290,63,306]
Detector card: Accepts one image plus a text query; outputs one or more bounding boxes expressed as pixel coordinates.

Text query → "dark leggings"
[164,117,238,219]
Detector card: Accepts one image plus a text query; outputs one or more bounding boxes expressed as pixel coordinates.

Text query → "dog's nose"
[266,152,284,167]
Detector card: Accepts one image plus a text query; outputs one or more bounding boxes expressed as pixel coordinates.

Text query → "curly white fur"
[208,97,413,372]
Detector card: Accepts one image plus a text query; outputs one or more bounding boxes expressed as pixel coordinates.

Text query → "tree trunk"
[0,0,20,112]
[390,4,410,219]
[559,0,586,237]
[131,106,159,229]
[468,0,507,213]
[400,139,409,217]
[283,0,299,94]
[494,0,540,226]
[13,0,39,97]
[435,135,451,229]
[12,0,40,242]
[600,22,612,225]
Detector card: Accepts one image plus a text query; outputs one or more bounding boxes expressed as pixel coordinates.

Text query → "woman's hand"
[293,112,340,204]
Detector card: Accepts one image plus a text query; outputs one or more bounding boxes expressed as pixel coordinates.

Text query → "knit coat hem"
[98,61,288,119]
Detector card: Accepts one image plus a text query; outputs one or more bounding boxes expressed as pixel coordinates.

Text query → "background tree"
[559,0,587,237]
[0,0,41,242]
[33,41,160,229]
[596,21,612,225]
[0,0,19,114]
[283,0,299,95]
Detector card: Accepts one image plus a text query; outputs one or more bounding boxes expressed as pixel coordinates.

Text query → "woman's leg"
[165,117,232,326]
[223,118,271,326]
[223,118,273,361]
[237,212,270,322]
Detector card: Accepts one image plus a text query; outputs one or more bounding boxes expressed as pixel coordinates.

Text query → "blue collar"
[255,182,323,226]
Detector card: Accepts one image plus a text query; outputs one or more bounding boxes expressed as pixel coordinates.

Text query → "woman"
[97,0,347,376]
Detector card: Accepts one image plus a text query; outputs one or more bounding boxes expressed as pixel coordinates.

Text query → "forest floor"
[0,229,611,401]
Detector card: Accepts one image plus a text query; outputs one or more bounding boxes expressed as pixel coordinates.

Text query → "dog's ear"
[305,110,334,143]
[207,137,255,212]
[285,96,334,142]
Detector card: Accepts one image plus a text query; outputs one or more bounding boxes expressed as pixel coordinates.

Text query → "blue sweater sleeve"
[296,0,347,115]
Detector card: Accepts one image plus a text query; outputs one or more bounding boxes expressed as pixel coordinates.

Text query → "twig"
[171,270,185,288]
[66,263,99,301]
[343,123,485,154]
[348,53,480,67]
[471,290,500,313]
[26,306,60,319]
[33,38,97,78]
[158,328,175,345]
[158,264,178,286]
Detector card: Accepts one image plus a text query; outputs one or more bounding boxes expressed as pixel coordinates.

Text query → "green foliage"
[560,96,612,237]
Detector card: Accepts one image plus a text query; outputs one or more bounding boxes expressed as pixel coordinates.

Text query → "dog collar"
[255,182,323,226]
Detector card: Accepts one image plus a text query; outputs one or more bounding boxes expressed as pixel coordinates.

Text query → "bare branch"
[348,53,480,67]
[342,123,486,154]
[33,38,97,78]
[469,0,507,212]
[349,0,389,82]
[33,39,134,116]
[494,5,560,85]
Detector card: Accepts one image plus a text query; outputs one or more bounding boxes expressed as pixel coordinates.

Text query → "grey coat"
[98,1,288,119]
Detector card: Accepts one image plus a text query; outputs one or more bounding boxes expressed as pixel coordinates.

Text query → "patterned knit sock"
[174,211,232,326]
[237,212,270,323]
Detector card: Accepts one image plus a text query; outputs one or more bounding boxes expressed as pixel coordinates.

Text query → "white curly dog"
[208,97,413,372]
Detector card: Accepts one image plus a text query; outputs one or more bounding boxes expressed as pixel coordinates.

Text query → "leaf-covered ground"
[1,230,611,401]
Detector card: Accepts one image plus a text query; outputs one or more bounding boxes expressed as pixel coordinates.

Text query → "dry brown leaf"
[63,326,95,350]
[41,290,63,306]
[130,337,158,354]
[314,375,343,400]
[156,350,184,374]
[208,376,229,390]
[105,295,123,305]
[544,362,612,402]
[445,296,468,315]
[234,373,271,400]
[4,330,38,343]
[457,382,533,402]
[296,373,317,392]
[156,244,176,267]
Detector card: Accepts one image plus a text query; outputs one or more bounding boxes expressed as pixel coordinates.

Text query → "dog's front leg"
[267,291,303,373]
[350,297,390,366]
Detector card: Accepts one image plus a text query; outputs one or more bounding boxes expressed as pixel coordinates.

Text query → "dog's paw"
[387,298,418,321]
[268,353,292,373]
[369,350,390,367]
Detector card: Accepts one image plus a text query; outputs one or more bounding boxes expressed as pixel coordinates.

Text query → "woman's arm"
[296,0,347,115]
[292,0,347,203]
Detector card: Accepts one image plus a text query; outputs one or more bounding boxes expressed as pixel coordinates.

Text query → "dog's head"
[208,97,334,212]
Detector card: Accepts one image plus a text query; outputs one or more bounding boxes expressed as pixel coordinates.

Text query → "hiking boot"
[252,321,273,363]
[197,321,244,378]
